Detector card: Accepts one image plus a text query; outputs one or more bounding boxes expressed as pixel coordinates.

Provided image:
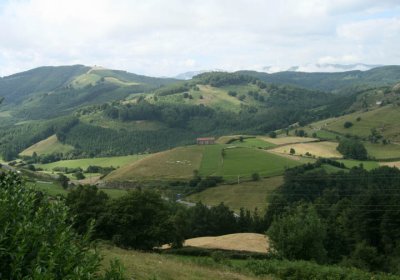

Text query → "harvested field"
[184,233,269,253]
[270,141,341,158]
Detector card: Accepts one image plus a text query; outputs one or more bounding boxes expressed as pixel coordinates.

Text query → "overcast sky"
[0,0,399,77]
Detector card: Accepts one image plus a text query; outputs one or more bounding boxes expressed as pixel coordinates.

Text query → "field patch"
[187,176,283,212]
[36,155,146,171]
[337,160,379,170]
[106,146,204,181]
[379,161,400,169]
[20,135,74,156]
[212,148,303,179]
[261,136,318,145]
[365,143,400,160]
[230,138,276,149]
[183,233,269,254]
[270,141,342,158]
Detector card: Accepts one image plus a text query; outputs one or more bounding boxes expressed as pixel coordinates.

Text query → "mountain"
[0,65,178,119]
[238,65,400,93]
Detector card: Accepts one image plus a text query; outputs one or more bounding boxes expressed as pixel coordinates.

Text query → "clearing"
[187,176,283,212]
[20,135,74,156]
[36,154,147,171]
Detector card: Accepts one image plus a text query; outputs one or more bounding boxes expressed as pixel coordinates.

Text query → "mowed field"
[187,176,283,212]
[20,135,74,156]
[36,154,147,171]
[106,146,205,181]
[364,143,400,160]
[270,141,342,158]
[260,136,318,145]
[183,233,269,253]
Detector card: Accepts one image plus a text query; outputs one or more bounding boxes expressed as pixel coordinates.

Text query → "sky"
[0,0,399,77]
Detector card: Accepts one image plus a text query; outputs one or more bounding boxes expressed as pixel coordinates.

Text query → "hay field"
[270,141,341,158]
[261,136,318,145]
[184,233,269,253]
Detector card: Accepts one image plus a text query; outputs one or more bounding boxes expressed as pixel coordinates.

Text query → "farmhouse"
[197,137,215,145]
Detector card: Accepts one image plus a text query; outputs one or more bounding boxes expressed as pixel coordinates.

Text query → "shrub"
[0,172,125,279]
[344,121,353,128]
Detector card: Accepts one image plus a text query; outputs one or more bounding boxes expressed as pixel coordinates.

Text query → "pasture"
[20,135,74,156]
[338,159,379,170]
[365,143,400,160]
[261,136,318,145]
[187,176,283,212]
[36,154,147,171]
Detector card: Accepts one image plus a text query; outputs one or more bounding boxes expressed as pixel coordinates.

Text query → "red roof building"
[197,137,215,145]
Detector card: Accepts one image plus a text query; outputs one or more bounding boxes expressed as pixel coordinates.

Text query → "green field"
[338,159,380,170]
[187,176,283,212]
[365,143,400,160]
[307,105,400,141]
[20,135,74,156]
[202,147,305,180]
[26,180,128,198]
[36,155,147,171]
[26,181,67,196]
[230,138,276,149]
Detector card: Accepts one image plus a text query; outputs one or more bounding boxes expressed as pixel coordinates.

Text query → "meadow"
[36,154,147,171]
[269,141,342,158]
[187,176,283,212]
[20,135,74,156]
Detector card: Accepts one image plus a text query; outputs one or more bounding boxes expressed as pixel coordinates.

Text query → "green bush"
[245,259,400,280]
[0,172,125,279]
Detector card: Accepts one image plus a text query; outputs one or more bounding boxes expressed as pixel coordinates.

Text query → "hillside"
[239,65,400,94]
[19,134,74,156]
[105,137,311,182]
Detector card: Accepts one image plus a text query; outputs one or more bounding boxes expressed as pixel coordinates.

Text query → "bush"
[252,172,261,181]
[344,121,353,128]
[0,172,125,279]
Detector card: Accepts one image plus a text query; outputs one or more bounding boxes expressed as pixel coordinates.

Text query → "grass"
[20,135,74,156]
[270,141,342,158]
[212,148,303,179]
[26,181,67,196]
[338,159,379,170]
[187,176,283,212]
[101,188,129,199]
[261,136,318,145]
[101,245,269,280]
[36,155,147,171]
[365,143,400,160]
[230,138,276,149]
[308,105,400,141]
[106,146,204,181]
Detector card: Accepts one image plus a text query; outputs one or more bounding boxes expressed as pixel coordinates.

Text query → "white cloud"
[0,0,399,76]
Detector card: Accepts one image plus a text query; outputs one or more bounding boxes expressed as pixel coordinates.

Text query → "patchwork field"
[183,233,269,253]
[380,161,400,169]
[187,176,283,212]
[36,154,147,171]
[229,138,276,149]
[270,141,341,158]
[20,135,74,156]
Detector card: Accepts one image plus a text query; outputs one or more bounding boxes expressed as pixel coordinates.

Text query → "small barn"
[197,137,215,145]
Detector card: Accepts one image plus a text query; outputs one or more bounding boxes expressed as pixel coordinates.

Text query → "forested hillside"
[239,65,400,94]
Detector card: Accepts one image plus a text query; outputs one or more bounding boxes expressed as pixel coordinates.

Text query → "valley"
[2,65,400,279]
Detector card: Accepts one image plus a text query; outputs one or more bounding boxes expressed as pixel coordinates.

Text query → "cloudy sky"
[0,0,399,77]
